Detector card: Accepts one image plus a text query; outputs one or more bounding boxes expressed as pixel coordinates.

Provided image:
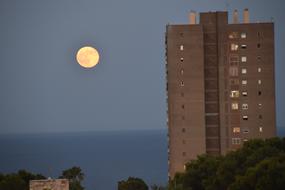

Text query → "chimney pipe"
[189,11,196,25]
[233,9,238,24]
[243,8,249,23]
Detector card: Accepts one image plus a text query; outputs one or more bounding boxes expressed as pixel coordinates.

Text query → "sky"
[0,0,284,134]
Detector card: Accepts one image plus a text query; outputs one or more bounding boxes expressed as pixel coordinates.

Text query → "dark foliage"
[118,177,148,190]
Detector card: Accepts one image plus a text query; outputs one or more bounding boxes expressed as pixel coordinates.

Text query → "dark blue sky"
[0,0,284,134]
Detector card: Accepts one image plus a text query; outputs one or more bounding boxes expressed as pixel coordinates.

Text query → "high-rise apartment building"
[165,9,276,178]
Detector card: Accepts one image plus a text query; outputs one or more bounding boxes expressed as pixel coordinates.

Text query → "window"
[180,32,184,37]
[243,129,249,133]
[241,44,247,49]
[182,116,185,120]
[230,90,239,98]
[233,127,240,133]
[259,115,263,119]
[231,102,239,110]
[241,32,247,39]
[257,43,261,48]
[182,128,186,133]
[242,91,248,96]
[241,68,247,74]
[241,56,247,63]
[181,69,184,75]
[258,103,262,109]
[180,57,184,62]
[258,91,262,96]
[230,79,239,85]
[242,80,247,85]
[231,43,239,51]
[258,67,261,73]
[259,127,263,132]
[180,45,184,51]
[182,105,185,109]
[180,81,184,86]
[229,32,238,39]
[244,139,248,142]
[232,138,241,145]
[258,80,262,85]
[243,115,248,120]
[242,103,248,110]
[257,56,261,61]
[182,152,186,156]
[229,66,239,76]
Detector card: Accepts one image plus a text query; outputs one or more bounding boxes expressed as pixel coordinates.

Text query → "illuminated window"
[258,80,262,85]
[232,138,241,145]
[180,45,184,51]
[181,69,184,75]
[258,67,261,72]
[233,127,240,133]
[241,56,247,63]
[244,139,248,142]
[180,57,184,62]
[258,103,262,109]
[242,91,248,96]
[241,32,247,38]
[231,103,239,110]
[259,127,263,132]
[242,68,247,74]
[231,43,239,51]
[183,164,186,170]
[229,32,238,39]
[241,44,247,49]
[230,90,239,98]
[243,115,248,120]
[242,103,248,110]
[242,80,247,85]
[180,81,184,86]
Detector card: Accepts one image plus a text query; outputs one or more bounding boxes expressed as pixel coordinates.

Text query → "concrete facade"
[166,10,276,179]
[29,179,69,190]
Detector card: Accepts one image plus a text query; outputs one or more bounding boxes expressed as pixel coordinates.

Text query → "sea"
[0,129,168,190]
[0,127,284,190]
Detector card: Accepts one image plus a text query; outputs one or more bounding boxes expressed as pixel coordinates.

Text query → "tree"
[118,177,148,190]
[60,166,84,190]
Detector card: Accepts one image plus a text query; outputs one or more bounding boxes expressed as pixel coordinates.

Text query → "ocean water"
[0,130,168,190]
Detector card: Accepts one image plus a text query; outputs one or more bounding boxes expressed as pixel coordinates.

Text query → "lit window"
[242,103,248,110]
[242,68,247,74]
[183,164,186,170]
[243,115,248,120]
[243,129,249,133]
[232,138,241,145]
[231,103,239,110]
[230,90,239,98]
[229,32,238,39]
[180,81,184,86]
[241,32,247,38]
[258,68,261,72]
[180,57,184,62]
[231,43,239,51]
[241,56,247,63]
[242,91,248,96]
[242,80,247,85]
[258,103,262,109]
[233,127,240,133]
[180,45,184,51]
[258,80,262,85]
[241,44,247,49]
[259,127,263,132]
[244,139,248,142]
[181,69,184,75]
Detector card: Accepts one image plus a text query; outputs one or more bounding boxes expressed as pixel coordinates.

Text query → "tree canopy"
[118,177,149,190]
[169,137,285,190]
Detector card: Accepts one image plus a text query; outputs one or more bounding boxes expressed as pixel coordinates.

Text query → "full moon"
[76,46,100,68]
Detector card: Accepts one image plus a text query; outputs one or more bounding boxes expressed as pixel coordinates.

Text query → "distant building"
[30,179,69,190]
[165,9,276,179]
